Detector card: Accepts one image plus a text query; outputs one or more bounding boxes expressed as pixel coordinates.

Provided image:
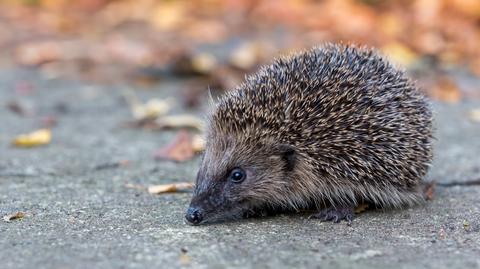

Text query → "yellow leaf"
[382,43,418,67]
[150,2,186,31]
[13,129,52,148]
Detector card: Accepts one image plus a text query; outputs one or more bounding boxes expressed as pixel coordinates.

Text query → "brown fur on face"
[190,134,296,224]
[186,44,433,225]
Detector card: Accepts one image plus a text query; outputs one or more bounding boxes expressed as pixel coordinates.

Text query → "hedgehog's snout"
[185,206,203,225]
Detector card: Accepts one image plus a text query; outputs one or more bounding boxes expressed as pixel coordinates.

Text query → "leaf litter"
[13,129,52,148]
[147,182,194,194]
[153,131,200,162]
[3,212,25,222]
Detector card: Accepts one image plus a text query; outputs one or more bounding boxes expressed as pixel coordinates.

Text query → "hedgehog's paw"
[309,207,355,223]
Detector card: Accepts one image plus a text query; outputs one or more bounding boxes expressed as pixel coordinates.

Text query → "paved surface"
[1,69,479,269]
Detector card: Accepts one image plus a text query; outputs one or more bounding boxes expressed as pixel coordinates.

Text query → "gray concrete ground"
[1,69,479,269]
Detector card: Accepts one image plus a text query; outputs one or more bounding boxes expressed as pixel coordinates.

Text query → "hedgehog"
[185,44,433,225]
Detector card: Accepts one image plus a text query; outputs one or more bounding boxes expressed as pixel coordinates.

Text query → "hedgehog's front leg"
[309,206,355,223]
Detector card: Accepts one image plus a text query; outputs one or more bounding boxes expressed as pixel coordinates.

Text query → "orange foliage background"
[0,0,479,102]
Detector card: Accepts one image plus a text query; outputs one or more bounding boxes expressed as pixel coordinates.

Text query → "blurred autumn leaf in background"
[1,0,479,102]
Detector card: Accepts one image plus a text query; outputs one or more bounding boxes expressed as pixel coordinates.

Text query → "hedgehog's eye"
[228,168,245,183]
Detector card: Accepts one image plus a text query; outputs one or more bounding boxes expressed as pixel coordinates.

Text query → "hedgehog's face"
[185,137,296,225]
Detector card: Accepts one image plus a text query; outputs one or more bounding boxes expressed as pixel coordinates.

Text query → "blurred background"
[0,0,479,103]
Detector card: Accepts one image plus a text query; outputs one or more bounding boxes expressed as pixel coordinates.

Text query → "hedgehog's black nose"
[185,207,203,225]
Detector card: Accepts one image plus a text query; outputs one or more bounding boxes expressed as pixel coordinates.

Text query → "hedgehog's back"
[209,44,433,208]
[213,44,431,143]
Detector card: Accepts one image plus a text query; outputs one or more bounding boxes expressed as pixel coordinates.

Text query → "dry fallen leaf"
[132,98,172,120]
[468,108,480,122]
[154,131,195,162]
[148,182,194,194]
[354,203,369,214]
[423,181,436,201]
[3,212,25,222]
[430,77,461,103]
[191,135,206,153]
[13,129,52,148]
[191,53,217,75]
[155,115,204,131]
[229,42,262,70]
[179,252,191,265]
[382,42,418,67]
[122,89,172,120]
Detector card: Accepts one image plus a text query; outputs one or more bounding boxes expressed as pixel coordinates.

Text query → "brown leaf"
[3,212,25,222]
[147,182,194,194]
[430,77,461,103]
[179,252,191,265]
[423,181,436,201]
[154,131,195,162]
[354,203,369,214]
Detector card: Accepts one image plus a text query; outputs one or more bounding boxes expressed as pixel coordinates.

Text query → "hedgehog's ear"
[276,144,296,171]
